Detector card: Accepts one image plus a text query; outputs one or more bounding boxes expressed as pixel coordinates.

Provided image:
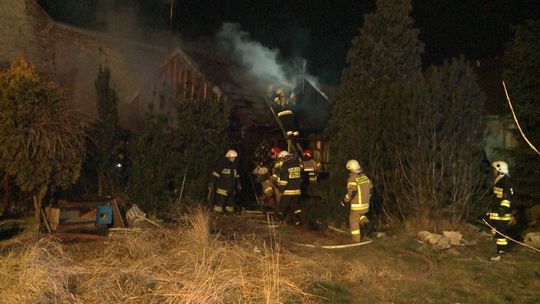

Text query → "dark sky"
[39,0,540,84]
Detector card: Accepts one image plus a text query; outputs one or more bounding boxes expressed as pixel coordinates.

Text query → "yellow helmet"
[346,159,362,173]
[277,151,289,159]
[492,160,509,175]
[225,149,238,158]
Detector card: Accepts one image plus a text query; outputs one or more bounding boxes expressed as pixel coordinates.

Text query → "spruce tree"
[174,95,230,198]
[325,0,424,220]
[128,103,181,215]
[390,57,486,223]
[88,65,125,195]
[503,20,540,200]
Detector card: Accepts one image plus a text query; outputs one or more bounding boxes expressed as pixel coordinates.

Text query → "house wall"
[0,0,165,132]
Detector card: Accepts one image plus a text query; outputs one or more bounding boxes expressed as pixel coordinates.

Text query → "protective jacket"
[276,104,299,137]
[343,172,372,214]
[212,158,239,197]
[278,155,302,196]
[302,157,320,183]
[489,174,512,221]
[488,173,512,251]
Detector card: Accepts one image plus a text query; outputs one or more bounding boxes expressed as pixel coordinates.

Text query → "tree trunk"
[33,187,47,235]
[2,173,9,213]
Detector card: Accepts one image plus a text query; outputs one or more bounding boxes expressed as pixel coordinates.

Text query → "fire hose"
[480,218,540,254]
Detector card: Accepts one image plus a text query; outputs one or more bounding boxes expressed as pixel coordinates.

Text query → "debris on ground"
[524,232,540,249]
[417,230,471,250]
[125,204,147,226]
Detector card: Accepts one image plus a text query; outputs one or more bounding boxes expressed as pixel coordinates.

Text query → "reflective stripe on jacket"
[344,172,372,213]
[279,156,302,196]
[489,174,512,222]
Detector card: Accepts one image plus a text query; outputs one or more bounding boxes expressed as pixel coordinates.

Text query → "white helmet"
[277,150,289,159]
[492,160,509,175]
[346,159,362,173]
[225,149,238,158]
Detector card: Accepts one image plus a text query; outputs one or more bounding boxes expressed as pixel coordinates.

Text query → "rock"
[418,231,451,250]
[524,232,540,249]
[443,231,463,246]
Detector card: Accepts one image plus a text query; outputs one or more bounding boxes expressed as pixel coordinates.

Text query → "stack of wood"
[43,197,124,233]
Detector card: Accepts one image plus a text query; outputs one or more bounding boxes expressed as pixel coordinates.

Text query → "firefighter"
[274,88,300,140]
[211,149,241,214]
[278,151,303,225]
[253,146,281,209]
[342,160,373,243]
[258,146,282,208]
[487,160,513,261]
[301,149,320,184]
[271,149,287,204]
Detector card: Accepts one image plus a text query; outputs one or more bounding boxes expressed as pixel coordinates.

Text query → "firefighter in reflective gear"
[487,160,513,260]
[301,149,320,184]
[251,146,280,208]
[342,160,373,243]
[211,150,240,214]
[278,151,303,225]
[258,146,282,207]
[270,146,282,160]
[271,150,288,204]
[274,88,299,139]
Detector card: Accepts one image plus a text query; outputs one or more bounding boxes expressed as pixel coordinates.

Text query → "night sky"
[39,0,540,84]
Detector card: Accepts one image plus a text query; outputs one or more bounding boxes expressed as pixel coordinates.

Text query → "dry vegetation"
[2,209,540,304]
[1,208,320,303]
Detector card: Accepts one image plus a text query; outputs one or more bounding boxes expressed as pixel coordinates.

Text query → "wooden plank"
[44,207,60,225]
[111,199,125,228]
[57,200,111,210]
[80,209,97,222]
[55,222,97,232]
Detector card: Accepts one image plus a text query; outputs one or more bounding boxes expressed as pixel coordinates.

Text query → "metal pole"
[169,0,175,34]
[178,172,186,204]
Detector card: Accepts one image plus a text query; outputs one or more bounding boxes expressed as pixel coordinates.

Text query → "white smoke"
[216,22,294,89]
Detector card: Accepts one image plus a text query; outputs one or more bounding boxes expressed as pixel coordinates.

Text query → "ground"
[1,210,540,303]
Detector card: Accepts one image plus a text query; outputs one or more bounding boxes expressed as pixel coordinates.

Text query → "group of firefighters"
[209,147,514,257]
[209,145,374,243]
[208,83,514,256]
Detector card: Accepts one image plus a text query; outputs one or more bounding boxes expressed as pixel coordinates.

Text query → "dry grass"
[0,208,318,303]
[0,237,84,303]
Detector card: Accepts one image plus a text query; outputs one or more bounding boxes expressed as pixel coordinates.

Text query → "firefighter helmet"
[270,146,282,156]
[346,159,362,173]
[225,149,238,158]
[303,149,313,158]
[277,150,289,159]
[492,160,509,175]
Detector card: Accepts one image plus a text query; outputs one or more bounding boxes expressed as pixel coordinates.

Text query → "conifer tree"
[174,95,230,197]
[325,0,424,219]
[128,103,180,215]
[88,65,125,195]
[503,19,540,200]
[390,57,486,223]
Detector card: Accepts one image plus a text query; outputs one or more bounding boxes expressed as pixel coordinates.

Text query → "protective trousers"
[280,195,302,225]
[213,191,235,214]
[349,210,368,243]
[492,219,510,253]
